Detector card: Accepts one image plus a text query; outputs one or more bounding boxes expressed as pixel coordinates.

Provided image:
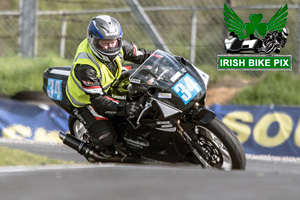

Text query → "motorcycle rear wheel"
[68,115,88,142]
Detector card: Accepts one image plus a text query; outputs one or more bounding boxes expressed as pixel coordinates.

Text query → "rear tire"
[68,115,89,142]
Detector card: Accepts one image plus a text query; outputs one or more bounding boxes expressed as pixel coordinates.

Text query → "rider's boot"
[97,145,116,158]
[84,145,115,163]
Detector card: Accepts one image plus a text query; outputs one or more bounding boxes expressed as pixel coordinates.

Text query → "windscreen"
[129,50,186,87]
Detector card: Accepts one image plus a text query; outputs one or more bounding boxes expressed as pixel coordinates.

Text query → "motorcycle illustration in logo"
[224,4,289,54]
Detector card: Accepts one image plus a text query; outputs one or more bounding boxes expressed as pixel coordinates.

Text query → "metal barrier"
[0,0,299,74]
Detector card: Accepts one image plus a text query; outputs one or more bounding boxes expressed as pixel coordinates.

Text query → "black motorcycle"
[43,50,246,170]
[261,27,289,54]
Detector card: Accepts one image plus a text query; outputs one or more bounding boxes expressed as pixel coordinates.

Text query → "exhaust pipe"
[59,132,138,163]
[59,132,103,161]
[59,131,66,140]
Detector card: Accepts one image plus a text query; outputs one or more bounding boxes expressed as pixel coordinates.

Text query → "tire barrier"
[0,98,68,143]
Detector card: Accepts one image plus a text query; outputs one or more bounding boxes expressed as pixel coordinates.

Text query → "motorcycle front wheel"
[185,117,246,170]
[264,42,277,54]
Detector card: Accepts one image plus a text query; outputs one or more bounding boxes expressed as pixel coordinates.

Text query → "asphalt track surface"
[1,139,300,200]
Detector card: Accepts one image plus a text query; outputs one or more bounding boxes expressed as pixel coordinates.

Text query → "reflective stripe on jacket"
[66,38,123,107]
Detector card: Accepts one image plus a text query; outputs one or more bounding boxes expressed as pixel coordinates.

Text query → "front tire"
[264,42,276,54]
[189,117,246,170]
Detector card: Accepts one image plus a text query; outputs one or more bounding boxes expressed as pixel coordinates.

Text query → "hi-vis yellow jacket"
[66,38,123,108]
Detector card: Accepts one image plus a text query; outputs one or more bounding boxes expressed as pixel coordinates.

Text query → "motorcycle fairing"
[172,73,202,105]
[129,50,208,111]
[151,98,182,118]
[118,123,188,163]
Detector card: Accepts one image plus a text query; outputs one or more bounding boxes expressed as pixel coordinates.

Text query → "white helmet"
[87,15,123,62]
[281,27,289,38]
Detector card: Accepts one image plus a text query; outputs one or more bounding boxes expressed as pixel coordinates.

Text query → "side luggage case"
[42,66,72,113]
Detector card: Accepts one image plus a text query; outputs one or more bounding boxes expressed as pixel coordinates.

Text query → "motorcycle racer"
[66,15,153,158]
[261,27,289,54]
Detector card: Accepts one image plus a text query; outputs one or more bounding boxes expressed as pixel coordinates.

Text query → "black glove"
[125,102,143,118]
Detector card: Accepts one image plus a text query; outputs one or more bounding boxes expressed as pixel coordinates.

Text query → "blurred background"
[0,0,299,69]
[0,0,299,105]
[0,0,300,158]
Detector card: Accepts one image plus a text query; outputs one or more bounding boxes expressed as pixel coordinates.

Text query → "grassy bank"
[0,54,242,95]
[0,54,300,106]
[0,146,74,166]
[0,53,72,95]
[231,71,300,106]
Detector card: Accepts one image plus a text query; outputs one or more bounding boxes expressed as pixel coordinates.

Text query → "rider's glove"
[124,102,143,118]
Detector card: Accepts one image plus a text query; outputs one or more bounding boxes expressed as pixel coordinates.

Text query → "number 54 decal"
[47,78,63,101]
[172,74,202,104]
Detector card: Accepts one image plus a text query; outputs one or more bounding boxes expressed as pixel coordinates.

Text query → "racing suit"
[66,38,153,150]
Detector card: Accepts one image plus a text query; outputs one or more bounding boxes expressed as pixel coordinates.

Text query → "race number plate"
[47,78,63,101]
[172,74,202,105]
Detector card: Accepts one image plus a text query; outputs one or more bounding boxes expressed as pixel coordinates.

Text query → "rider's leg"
[76,106,117,156]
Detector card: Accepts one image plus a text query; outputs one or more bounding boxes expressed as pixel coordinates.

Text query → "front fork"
[176,120,212,168]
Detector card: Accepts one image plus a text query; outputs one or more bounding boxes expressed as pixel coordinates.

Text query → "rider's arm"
[74,64,125,114]
[122,40,153,64]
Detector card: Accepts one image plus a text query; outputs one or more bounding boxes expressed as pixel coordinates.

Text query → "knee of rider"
[88,121,117,146]
[92,130,117,146]
[95,131,117,146]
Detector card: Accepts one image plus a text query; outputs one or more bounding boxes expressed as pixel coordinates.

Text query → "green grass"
[0,53,72,95]
[0,54,299,106]
[0,146,75,166]
[231,71,300,106]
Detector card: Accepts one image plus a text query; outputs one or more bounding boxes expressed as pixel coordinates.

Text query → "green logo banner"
[217,55,292,70]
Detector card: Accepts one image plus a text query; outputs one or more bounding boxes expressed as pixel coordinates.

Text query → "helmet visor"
[97,39,119,50]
